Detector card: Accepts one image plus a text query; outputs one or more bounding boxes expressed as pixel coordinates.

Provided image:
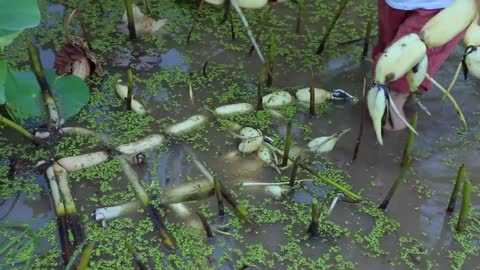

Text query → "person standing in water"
[373,0,464,130]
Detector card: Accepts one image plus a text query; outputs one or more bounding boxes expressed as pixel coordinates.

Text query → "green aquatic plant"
[0,0,40,49]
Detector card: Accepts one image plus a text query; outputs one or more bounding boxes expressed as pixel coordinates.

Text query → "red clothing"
[373,0,464,93]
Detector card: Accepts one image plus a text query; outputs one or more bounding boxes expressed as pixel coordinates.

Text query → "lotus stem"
[146,206,175,250]
[78,242,95,270]
[202,61,209,77]
[441,61,462,100]
[400,112,418,167]
[53,164,84,245]
[143,0,151,16]
[53,164,77,215]
[447,164,465,213]
[309,72,315,116]
[75,9,93,50]
[214,178,225,216]
[58,217,73,266]
[186,0,205,45]
[188,147,250,222]
[29,43,61,129]
[229,11,235,40]
[248,7,272,55]
[425,74,467,128]
[307,199,320,237]
[281,120,293,167]
[379,160,413,210]
[240,179,313,187]
[257,65,266,110]
[362,18,373,60]
[289,156,301,187]
[119,157,150,206]
[456,180,472,232]
[196,211,213,238]
[126,68,134,111]
[124,0,137,40]
[316,0,350,55]
[267,34,276,87]
[125,240,149,270]
[265,143,361,200]
[219,180,250,223]
[296,0,304,34]
[352,78,367,161]
[0,115,38,144]
[231,0,265,64]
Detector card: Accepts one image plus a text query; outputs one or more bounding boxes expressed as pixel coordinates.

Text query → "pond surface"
[0,0,479,269]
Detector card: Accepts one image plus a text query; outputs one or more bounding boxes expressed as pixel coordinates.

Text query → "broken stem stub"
[447,164,465,213]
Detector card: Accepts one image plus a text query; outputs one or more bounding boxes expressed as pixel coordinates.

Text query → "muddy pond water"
[1,0,479,269]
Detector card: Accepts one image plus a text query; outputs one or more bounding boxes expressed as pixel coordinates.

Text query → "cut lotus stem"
[281,120,293,167]
[400,112,418,167]
[257,65,266,110]
[126,68,134,111]
[300,163,360,200]
[0,115,38,144]
[53,164,84,245]
[265,142,361,200]
[196,211,213,238]
[124,0,137,40]
[146,206,175,250]
[289,156,301,187]
[229,11,235,40]
[78,242,95,270]
[309,72,316,116]
[186,0,205,45]
[125,240,149,270]
[188,148,250,222]
[316,0,350,55]
[441,61,463,100]
[379,160,413,210]
[214,178,225,216]
[29,43,61,129]
[46,166,66,218]
[119,157,150,206]
[447,164,465,213]
[231,0,265,64]
[307,199,320,237]
[352,78,367,161]
[240,179,313,187]
[362,18,373,60]
[456,180,472,233]
[267,34,276,87]
[46,166,72,265]
[296,0,304,34]
[220,181,250,223]
[425,73,467,127]
[248,7,272,55]
[53,164,77,215]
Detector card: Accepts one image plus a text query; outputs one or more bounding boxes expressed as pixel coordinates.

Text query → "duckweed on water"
[399,236,434,270]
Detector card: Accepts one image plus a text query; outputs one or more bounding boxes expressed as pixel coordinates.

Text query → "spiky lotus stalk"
[456,180,472,232]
